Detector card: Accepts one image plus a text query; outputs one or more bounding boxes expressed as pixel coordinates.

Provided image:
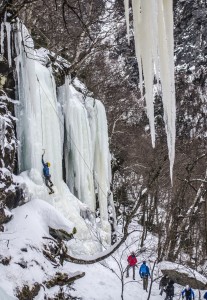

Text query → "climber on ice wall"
[42,150,54,194]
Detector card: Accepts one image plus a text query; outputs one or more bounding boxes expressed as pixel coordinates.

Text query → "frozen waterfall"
[124,0,176,182]
[58,79,113,236]
[3,19,115,249]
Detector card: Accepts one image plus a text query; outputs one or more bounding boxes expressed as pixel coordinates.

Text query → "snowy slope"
[0,199,75,299]
[1,202,203,300]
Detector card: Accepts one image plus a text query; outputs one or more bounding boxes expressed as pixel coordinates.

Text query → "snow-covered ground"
[1,197,205,300]
[0,198,158,300]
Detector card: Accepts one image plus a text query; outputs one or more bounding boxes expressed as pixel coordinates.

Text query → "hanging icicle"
[125,0,176,183]
[5,22,12,67]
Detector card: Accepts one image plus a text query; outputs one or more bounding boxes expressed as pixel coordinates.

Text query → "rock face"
[0,91,17,209]
[174,0,207,70]
[0,20,18,210]
[174,0,207,138]
[0,92,16,169]
[160,261,207,290]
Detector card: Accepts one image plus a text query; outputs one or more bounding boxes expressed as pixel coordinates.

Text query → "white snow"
[0,204,184,300]
[0,199,80,299]
[0,192,204,300]
[0,288,17,300]
[125,0,176,182]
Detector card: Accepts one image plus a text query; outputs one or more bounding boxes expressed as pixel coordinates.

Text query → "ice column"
[58,78,96,211]
[14,21,62,187]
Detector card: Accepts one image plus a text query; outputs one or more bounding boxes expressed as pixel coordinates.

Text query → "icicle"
[157,0,175,183]
[5,22,11,67]
[1,22,4,55]
[132,0,143,95]
[1,11,8,57]
[125,0,176,182]
[124,0,130,45]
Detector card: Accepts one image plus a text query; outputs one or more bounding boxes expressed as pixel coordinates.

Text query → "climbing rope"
[37,75,44,148]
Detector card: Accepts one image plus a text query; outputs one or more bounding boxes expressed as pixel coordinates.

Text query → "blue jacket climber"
[204,292,207,299]
[42,152,54,194]
[42,156,50,177]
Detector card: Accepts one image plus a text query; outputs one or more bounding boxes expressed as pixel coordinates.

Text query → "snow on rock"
[125,0,176,182]
[159,261,207,289]
[0,198,83,299]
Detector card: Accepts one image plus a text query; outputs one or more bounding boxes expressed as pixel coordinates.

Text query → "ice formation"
[0,19,115,250]
[125,0,176,181]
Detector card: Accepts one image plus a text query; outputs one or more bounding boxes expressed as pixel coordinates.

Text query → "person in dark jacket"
[182,285,195,300]
[14,183,24,208]
[139,261,150,292]
[164,280,174,300]
[203,291,207,299]
[42,151,54,194]
[159,274,169,295]
[126,251,137,280]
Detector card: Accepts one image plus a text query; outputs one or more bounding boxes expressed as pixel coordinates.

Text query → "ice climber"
[164,280,174,300]
[159,274,169,295]
[42,151,54,194]
[126,251,137,280]
[139,261,150,292]
[182,285,195,300]
[204,291,207,299]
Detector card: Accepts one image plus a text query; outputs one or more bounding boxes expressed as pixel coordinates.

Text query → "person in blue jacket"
[139,261,150,292]
[182,285,195,300]
[42,151,54,194]
[204,291,207,299]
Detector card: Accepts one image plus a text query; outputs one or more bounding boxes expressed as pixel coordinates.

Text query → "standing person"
[159,274,169,295]
[42,151,54,194]
[14,183,24,208]
[126,251,137,280]
[182,285,195,300]
[203,291,207,299]
[139,261,150,292]
[164,280,174,300]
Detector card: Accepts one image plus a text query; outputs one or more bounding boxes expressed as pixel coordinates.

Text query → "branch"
[65,190,148,264]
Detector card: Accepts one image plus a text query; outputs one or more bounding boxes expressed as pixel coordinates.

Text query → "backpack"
[166,284,174,296]
[185,289,192,297]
